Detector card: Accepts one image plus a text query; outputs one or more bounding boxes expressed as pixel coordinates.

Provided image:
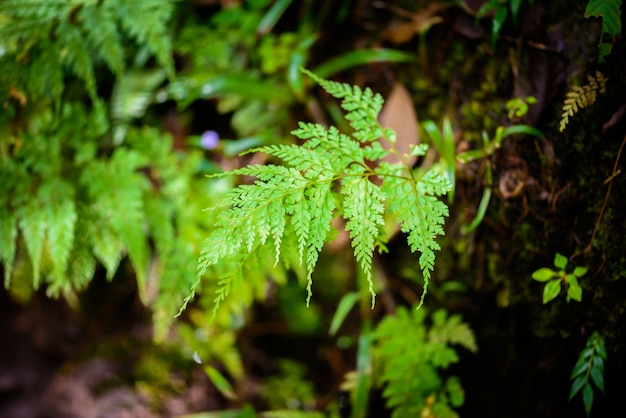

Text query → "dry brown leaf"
[378,83,420,166]
[381,2,447,44]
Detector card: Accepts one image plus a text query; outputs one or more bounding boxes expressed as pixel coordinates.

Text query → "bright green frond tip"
[189,69,451,319]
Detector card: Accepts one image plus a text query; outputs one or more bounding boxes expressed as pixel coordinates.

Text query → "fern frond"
[559,71,608,132]
[193,70,449,315]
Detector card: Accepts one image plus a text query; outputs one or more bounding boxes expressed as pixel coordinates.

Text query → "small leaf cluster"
[559,71,608,132]
[570,332,607,417]
[532,253,587,304]
[372,307,477,418]
[193,70,451,318]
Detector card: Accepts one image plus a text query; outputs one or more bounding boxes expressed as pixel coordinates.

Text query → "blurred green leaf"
[353,327,372,418]
[590,367,605,392]
[257,0,293,35]
[573,266,588,277]
[178,404,255,418]
[204,365,237,400]
[567,282,582,302]
[583,383,594,416]
[462,162,492,233]
[501,124,544,139]
[457,149,487,163]
[167,74,288,108]
[570,375,586,400]
[329,291,359,336]
[288,35,316,100]
[571,361,590,378]
[313,49,415,79]
[491,6,508,48]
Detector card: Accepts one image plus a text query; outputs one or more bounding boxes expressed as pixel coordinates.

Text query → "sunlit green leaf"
[205,365,237,400]
[554,253,568,270]
[257,0,293,35]
[353,328,372,418]
[573,266,588,277]
[462,162,492,234]
[532,267,557,282]
[543,279,561,303]
[329,291,360,336]
[567,282,582,302]
[313,49,415,79]
[501,124,544,139]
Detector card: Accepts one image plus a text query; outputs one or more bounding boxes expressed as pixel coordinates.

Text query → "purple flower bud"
[200,130,219,150]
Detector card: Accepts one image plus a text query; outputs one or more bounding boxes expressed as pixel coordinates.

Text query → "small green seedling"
[505,96,537,119]
[532,253,587,304]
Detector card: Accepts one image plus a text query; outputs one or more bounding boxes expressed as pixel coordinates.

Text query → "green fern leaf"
[585,0,622,62]
[381,166,449,308]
